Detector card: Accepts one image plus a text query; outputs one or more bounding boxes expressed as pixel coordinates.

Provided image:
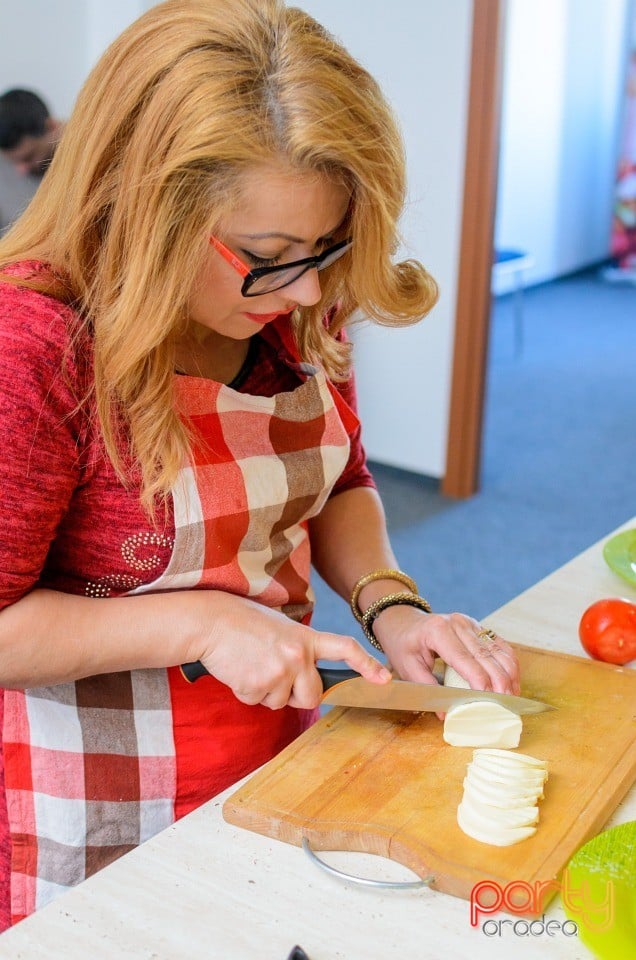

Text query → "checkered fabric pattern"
[151,368,351,610]
[4,356,352,923]
[4,671,175,920]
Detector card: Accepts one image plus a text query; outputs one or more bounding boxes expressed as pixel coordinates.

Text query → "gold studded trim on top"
[120,531,174,571]
[85,531,175,598]
[85,574,144,598]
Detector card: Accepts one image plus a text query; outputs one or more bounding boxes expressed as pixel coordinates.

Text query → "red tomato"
[579,598,636,665]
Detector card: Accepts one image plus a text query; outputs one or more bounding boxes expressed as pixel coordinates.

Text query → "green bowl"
[602,529,636,588]
[563,820,636,959]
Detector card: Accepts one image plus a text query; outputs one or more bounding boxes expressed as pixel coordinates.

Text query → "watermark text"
[470,870,614,935]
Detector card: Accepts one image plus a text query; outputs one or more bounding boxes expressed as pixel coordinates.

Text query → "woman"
[0,0,519,927]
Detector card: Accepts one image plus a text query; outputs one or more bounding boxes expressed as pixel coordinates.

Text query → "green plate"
[603,529,636,588]
[563,821,636,959]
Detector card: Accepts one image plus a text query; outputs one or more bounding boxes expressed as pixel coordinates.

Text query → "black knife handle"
[180,661,210,683]
[286,947,311,960]
[316,666,361,690]
[180,661,360,689]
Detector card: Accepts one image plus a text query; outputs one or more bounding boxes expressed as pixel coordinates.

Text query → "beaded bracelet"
[361,591,432,651]
[350,569,419,623]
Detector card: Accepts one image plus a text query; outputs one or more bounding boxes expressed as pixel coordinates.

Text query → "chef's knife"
[318,666,554,715]
[179,662,553,715]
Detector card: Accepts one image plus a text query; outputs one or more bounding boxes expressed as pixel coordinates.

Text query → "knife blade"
[180,662,554,714]
[318,667,554,716]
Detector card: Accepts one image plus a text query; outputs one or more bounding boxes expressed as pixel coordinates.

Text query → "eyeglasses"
[209,235,353,297]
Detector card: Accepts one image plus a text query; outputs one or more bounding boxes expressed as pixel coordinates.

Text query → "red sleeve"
[0,278,89,611]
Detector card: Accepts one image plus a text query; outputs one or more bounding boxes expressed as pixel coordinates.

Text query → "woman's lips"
[242,309,294,324]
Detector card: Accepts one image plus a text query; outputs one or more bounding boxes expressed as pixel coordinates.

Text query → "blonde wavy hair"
[0,0,438,516]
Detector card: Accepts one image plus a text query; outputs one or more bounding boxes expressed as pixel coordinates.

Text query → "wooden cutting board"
[222,644,636,911]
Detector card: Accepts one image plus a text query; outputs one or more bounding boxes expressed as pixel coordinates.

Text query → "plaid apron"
[3,332,356,923]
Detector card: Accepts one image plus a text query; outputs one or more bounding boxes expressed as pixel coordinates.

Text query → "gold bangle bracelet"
[350,569,418,623]
[360,592,433,651]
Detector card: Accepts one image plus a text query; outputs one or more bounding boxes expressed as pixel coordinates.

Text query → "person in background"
[0,89,64,234]
[0,0,520,929]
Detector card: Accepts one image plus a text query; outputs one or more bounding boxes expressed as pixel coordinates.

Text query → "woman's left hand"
[372,605,521,696]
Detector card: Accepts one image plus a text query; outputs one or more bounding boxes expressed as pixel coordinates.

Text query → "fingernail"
[379,666,392,681]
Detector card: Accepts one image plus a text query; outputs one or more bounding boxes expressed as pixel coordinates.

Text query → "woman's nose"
[284,267,322,307]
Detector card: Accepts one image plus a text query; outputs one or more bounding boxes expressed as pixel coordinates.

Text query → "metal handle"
[301,837,433,890]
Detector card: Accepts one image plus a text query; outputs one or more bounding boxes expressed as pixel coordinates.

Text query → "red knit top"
[0,264,375,928]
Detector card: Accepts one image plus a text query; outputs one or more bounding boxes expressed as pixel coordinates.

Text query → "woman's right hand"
[191,592,391,711]
[0,587,388,698]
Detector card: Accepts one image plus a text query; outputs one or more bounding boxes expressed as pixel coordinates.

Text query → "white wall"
[301,0,473,477]
[0,2,151,114]
[0,0,88,117]
[494,0,632,293]
[85,1,147,70]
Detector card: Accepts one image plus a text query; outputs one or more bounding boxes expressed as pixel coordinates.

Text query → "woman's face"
[187,162,351,341]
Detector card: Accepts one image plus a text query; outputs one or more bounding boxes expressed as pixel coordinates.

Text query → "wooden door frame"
[442,0,505,497]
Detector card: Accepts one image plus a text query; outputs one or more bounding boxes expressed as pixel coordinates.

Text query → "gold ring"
[477,628,498,644]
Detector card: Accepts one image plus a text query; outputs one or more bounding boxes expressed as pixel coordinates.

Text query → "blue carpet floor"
[311,267,636,641]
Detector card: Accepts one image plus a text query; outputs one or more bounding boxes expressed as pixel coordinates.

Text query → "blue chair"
[492,249,534,356]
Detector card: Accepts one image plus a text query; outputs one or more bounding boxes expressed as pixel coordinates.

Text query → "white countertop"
[1,520,634,959]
